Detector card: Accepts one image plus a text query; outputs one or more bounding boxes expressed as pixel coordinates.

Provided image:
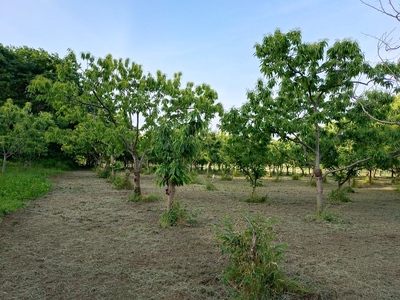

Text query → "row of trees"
[1,19,399,214]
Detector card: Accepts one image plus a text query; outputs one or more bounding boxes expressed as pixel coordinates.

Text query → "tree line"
[1,27,399,214]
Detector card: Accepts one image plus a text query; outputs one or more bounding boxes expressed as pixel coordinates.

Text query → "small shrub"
[112,172,133,190]
[96,167,111,178]
[214,213,307,299]
[341,186,355,193]
[244,194,268,203]
[220,174,233,181]
[205,182,217,191]
[328,189,352,203]
[292,174,300,180]
[317,209,340,223]
[159,201,198,228]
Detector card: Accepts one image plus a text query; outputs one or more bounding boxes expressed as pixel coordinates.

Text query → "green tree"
[153,82,222,212]
[0,99,52,173]
[221,104,270,197]
[252,29,368,212]
[0,44,61,113]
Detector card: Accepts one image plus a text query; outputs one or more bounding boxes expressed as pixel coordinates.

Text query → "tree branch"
[323,157,372,178]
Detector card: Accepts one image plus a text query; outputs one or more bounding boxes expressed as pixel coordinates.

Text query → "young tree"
[252,29,368,212]
[153,82,222,212]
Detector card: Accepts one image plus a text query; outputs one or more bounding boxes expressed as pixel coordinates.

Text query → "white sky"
[0,0,398,111]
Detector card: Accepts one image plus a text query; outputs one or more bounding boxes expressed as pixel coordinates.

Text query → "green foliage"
[158,201,198,228]
[0,165,62,221]
[341,186,355,193]
[214,213,303,299]
[328,189,352,203]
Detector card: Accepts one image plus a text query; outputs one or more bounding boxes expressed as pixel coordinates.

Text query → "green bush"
[214,213,305,299]
[159,201,198,228]
[328,189,352,203]
[96,167,111,178]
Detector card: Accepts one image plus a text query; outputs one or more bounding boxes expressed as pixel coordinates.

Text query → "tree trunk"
[2,152,7,174]
[206,161,212,173]
[131,152,143,196]
[166,182,176,212]
[316,173,323,212]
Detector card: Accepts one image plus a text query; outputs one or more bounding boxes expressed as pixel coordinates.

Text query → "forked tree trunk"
[166,182,176,212]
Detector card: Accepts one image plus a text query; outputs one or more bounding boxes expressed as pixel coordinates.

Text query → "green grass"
[0,164,63,221]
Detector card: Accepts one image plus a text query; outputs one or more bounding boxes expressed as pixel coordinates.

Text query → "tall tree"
[252,29,368,212]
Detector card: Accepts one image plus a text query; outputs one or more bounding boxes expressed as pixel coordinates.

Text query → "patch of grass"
[341,186,355,193]
[96,167,111,178]
[213,213,312,299]
[159,201,198,228]
[0,165,63,221]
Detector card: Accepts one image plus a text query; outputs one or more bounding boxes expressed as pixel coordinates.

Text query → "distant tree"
[220,103,270,197]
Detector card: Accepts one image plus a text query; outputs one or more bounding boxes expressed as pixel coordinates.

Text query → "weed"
[159,201,198,228]
[213,213,308,299]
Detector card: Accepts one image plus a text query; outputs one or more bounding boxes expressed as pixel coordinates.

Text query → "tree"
[0,99,52,173]
[0,44,61,113]
[252,29,369,212]
[220,103,270,197]
[30,51,167,195]
[153,82,222,212]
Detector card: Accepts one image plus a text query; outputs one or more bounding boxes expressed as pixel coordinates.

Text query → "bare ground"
[0,171,399,299]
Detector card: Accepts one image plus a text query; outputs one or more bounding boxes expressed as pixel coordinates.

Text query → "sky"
[0,0,397,111]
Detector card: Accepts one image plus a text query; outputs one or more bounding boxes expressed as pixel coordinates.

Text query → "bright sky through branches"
[0,0,396,111]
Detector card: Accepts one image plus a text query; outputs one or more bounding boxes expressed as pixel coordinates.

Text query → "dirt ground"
[0,171,399,299]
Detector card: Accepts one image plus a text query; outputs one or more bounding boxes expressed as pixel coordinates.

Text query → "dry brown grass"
[0,171,399,299]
